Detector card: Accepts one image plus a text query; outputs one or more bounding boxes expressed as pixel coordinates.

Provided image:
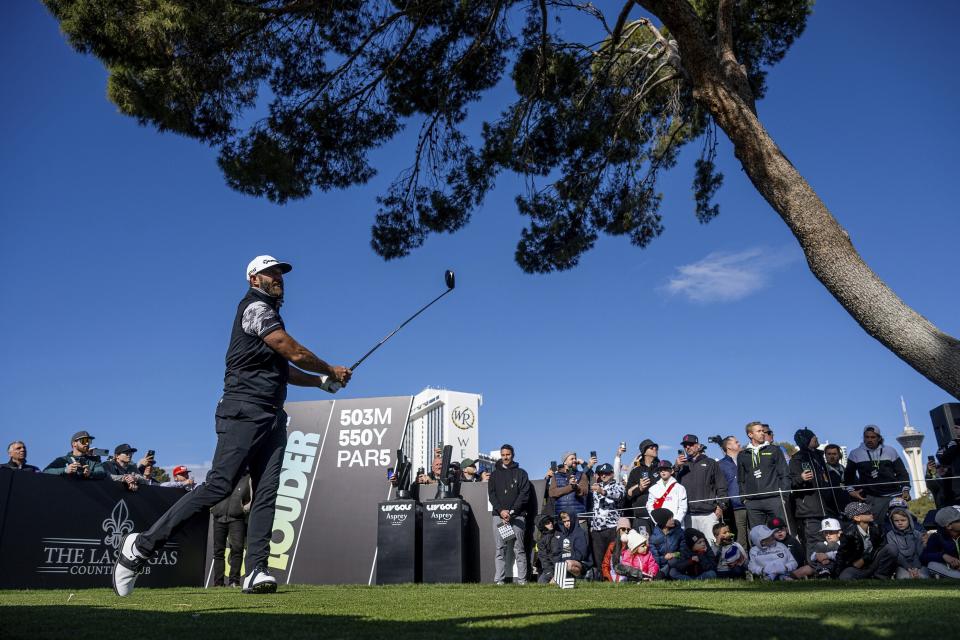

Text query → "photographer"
[625,439,659,532]
[675,434,728,546]
[43,431,106,480]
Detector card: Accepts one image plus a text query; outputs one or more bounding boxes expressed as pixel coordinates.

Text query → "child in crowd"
[649,507,684,578]
[602,517,634,582]
[748,524,798,580]
[616,529,659,581]
[808,518,842,578]
[837,501,897,580]
[668,529,718,580]
[535,514,558,585]
[886,507,929,579]
[713,522,747,579]
[646,460,688,525]
[767,516,813,578]
[922,506,960,579]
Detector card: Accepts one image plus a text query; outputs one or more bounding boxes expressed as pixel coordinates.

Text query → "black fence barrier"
[0,468,208,589]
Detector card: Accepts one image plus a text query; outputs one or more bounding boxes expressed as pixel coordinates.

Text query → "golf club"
[320,269,456,393]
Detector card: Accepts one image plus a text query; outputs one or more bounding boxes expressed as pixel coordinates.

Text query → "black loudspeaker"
[376,499,421,584]
[929,403,960,450]
[421,498,471,583]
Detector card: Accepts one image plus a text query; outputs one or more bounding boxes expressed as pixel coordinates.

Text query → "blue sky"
[2,1,957,476]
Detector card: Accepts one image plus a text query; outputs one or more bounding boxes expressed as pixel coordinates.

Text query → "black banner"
[0,468,208,589]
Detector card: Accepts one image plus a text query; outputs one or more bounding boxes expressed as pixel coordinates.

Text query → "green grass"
[3,582,958,639]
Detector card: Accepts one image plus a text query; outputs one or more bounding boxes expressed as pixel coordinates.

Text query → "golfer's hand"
[333,366,351,385]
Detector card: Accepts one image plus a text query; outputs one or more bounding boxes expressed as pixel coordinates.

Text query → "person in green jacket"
[43,430,106,480]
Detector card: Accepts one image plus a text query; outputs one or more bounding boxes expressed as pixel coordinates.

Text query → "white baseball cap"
[246,255,292,279]
[820,518,841,532]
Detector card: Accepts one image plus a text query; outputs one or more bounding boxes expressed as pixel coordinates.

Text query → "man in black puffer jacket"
[789,428,840,549]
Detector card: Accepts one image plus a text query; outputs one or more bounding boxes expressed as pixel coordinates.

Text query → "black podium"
[421,498,471,583]
[375,499,421,584]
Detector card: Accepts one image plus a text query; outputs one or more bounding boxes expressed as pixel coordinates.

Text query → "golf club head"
[445,269,455,290]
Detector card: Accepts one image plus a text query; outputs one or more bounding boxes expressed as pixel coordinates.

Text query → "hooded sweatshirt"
[668,529,718,576]
[748,527,797,578]
[885,508,925,570]
[554,510,591,567]
[646,476,687,524]
[789,435,840,519]
[488,459,531,515]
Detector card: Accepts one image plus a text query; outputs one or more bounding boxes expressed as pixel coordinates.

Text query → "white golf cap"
[246,255,292,279]
[820,517,841,532]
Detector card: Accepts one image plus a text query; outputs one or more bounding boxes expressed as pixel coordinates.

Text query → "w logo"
[102,500,135,549]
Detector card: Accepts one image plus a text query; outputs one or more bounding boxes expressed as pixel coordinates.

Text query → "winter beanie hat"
[793,428,816,450]
[651,508,674,529]
[934,506,960,528]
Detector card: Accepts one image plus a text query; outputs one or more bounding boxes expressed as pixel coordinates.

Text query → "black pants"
[590,527,617,579]
[838,544,898,580]
[745,496,789,531]
[212,518,247,585]
[139,399,287,571]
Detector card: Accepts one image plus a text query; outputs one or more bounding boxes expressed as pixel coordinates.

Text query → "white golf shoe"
[242,565,277,594]
[112,533,148,597]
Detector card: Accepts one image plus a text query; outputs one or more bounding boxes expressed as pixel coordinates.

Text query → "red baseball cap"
[172,465,190,477]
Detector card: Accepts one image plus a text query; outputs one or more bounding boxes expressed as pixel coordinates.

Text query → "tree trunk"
[640,0,960,399]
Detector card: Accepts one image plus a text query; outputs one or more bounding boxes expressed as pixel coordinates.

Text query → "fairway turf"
[4,581,958,639]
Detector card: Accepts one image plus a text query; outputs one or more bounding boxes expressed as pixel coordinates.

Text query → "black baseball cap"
[767,516,787,530]
[71,430,94,442]
[681,434,699,445]
[596,463,614,475]
[656,460,674,471]
[114,443,137,455]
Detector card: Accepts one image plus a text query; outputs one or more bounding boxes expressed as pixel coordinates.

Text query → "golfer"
[114,255,351,596]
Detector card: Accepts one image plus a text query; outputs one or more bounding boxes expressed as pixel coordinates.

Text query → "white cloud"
[664,247,797,303]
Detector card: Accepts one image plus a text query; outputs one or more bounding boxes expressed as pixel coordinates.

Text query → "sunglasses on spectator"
[75,438,91,444]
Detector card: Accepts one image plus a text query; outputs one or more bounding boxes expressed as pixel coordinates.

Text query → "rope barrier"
[567,474,959,519]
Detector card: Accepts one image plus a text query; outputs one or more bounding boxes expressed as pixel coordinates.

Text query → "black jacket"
[844,442,910,497]
[675,454,728,514]
[2,461,39,471]
[789,447,840,519]
[211,474,252,522]
[737,443,790,499]
[931,440,960,506]
[625,461,658,511]
[837,522,886,569]
[488,461,530,514]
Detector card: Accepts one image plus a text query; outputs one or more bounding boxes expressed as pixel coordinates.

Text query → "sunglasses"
[75,438,92,444]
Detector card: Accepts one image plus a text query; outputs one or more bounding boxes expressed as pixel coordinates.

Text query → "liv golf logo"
[37,500,179,576]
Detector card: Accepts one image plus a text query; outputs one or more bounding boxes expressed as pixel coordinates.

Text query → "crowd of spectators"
[4,431,248,588]
[478,422,960,585]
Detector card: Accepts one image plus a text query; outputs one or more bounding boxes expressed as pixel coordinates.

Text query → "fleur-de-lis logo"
[102,500,135,549]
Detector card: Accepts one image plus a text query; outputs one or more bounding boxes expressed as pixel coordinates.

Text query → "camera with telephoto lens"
[707,435,724,446]
[89,448,109,457]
